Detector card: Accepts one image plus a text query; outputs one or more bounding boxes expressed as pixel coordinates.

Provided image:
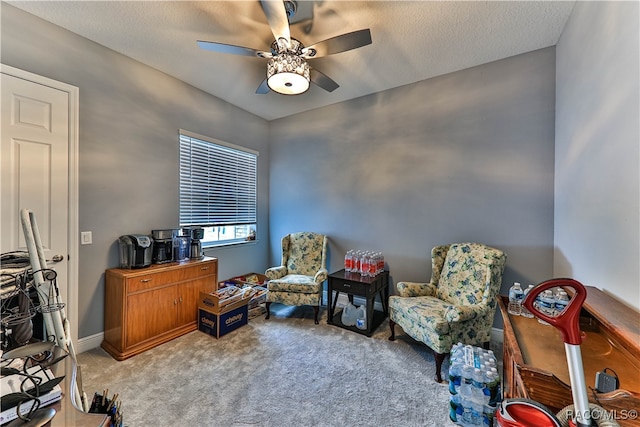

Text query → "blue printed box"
[198,304,248,338]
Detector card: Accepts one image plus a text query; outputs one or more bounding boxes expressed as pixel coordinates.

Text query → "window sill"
[203,240,258,250]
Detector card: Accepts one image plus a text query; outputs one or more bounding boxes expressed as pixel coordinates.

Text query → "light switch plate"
[81,231,92,245]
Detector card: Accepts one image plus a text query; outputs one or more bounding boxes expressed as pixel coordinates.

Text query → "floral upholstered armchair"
[388,242,506,382]
[265,232,328,324]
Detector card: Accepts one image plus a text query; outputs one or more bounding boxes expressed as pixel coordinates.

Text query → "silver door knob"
[51,254,65,263]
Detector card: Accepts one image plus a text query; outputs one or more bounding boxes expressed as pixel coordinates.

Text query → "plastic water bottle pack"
[343,249,384,277]
[509,284,571,325]
[448,343,501,427]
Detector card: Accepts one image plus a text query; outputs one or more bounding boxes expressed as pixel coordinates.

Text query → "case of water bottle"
[507,282,571,325]
[448,343,501,427]
[343,249,384,277]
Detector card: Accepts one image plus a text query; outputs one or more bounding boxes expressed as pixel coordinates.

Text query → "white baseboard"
[76,332,103,354]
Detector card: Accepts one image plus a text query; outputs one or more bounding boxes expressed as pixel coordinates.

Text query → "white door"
[1,66,78,347]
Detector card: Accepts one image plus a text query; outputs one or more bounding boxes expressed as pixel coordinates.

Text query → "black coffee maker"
[151,229,174,264]
[118,234,153,268]
[189,227,204,260]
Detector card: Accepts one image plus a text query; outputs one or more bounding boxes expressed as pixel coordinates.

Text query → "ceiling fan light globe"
[267,72,309,95]
[267,54,310,95]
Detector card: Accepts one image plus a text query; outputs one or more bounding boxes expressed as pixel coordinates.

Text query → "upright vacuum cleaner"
[495,278,619,427]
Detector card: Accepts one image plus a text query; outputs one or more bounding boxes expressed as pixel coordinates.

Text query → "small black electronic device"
[118,234,153,269]
[595,368,619,393]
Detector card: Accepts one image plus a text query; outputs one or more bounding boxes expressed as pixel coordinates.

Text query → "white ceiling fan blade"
[197,40,272,58]
[301,29,372,59]
[310,68,339,92]
[260,0,291,49]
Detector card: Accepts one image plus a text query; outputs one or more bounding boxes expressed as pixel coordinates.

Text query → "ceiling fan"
[197,0,372,95]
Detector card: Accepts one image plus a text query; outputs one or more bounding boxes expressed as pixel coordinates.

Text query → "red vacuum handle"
[522,278,587,345]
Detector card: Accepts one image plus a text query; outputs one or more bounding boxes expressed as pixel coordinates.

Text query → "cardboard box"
[198,290,250,314]
[198,292,249,338]
[198,290,251,338]
[234,272,268,286]
[248,305,266,319]
[198,305,248,338]
[219,272,268,288]
[248,286,267,309]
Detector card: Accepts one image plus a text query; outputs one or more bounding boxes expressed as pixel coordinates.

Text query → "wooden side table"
[327,269,389,337]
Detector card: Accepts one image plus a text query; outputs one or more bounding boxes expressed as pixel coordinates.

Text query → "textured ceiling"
[7,1,575,121]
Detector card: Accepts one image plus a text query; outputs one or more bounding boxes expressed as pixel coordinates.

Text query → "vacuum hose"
[556,404,620,427]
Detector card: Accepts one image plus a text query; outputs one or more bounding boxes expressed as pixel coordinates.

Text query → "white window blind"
[179,131,257,227]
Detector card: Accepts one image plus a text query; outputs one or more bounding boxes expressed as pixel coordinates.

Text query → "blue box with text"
[198,304,248,338]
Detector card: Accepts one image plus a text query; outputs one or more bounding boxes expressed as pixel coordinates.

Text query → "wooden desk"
[49,346,110,426]
[1,344,109,426]
[498,287,640,426]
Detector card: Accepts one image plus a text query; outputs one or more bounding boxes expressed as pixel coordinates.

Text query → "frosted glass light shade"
[267,54,310,95]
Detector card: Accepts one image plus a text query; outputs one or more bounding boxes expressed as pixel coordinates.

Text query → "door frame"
[1,64,79,348]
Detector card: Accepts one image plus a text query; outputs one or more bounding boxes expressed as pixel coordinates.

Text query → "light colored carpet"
[77,304,457,427]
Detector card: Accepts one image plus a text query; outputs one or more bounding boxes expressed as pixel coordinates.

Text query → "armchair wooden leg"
[434,351,448,383]
[388,319,396,341]
[265,302,271,320]
[313,305,319,324]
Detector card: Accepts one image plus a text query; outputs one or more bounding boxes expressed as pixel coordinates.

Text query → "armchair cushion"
[267,274,323,294]
[389,296,451,335]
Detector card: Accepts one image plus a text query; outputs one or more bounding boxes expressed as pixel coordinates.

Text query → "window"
[179,130,257,247]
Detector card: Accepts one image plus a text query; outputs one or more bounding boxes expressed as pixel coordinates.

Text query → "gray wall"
[269,48,557,328]
[4,1,636,341]
[555,1,640,309]
[1,4,271,338]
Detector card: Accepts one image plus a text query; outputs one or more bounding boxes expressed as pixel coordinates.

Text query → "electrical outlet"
[81,231,92,245]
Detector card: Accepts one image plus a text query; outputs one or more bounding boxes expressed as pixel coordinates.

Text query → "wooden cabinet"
[102,257,217,360]
[498,288,640,426]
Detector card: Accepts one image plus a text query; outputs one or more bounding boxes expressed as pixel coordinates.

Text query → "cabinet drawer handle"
[174,299,178,305]
[343,283,351,288]
[180,297,183,303]
[201,267,209,270]
[140,278,152,283]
